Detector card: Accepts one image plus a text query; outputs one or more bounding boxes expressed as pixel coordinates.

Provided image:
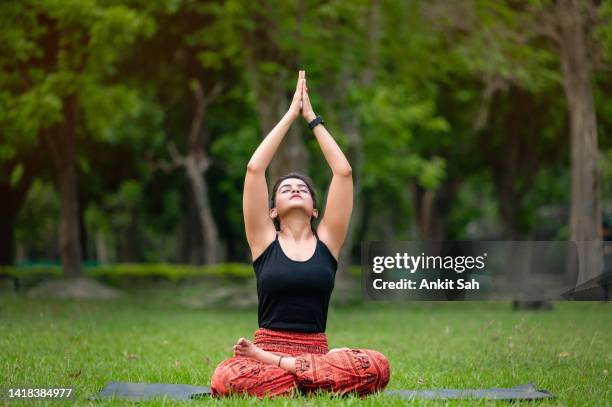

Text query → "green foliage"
[0,0,164,163]
[14,180,60,259]
[601,147,612,216]
[0,262,254,280]
[594,0,612,62]
[3,0,612,267]
[9,163,24,187]
[446,172,500,239]
[81,83,142,141]
[359,81,450,193]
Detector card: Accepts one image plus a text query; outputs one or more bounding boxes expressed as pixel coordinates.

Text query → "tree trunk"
[185,154,221,263]
[44,94,83,277]
[0,172,29,264]
[498,183,527,240]
[78,195,88,261]
[0,211,16,265]
[411,180,460,240]
[558,0,602,284]
[177,191,204,264]
[482,85,565,239]
[94,231,108,264]
[183,81,223,264]
[124,208,141,262]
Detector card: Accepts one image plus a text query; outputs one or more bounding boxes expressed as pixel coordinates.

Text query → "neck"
[279,212,313,241]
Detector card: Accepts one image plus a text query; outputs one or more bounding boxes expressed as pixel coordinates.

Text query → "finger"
[294,78,304,95]
[298,80,303,108]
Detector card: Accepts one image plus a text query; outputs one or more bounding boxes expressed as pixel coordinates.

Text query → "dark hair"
[269,172,318,233]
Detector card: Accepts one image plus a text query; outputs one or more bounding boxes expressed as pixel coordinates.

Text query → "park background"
[1,0,611,405]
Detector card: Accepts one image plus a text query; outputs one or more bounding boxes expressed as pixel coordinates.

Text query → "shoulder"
[250,228,278,263]
[317,226,341,263]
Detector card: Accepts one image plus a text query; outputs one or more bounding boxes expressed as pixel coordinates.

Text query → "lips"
[290,194,301,199]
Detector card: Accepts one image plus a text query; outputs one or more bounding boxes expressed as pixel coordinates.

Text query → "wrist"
[285,110,298,121]
[305,113,317,122]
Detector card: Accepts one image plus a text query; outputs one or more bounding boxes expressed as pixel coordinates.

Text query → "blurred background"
[3,4,611,403]
[1,0,612,296]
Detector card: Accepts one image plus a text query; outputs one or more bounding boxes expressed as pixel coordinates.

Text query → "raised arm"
[243,71,305,261]
[300,75,353,261]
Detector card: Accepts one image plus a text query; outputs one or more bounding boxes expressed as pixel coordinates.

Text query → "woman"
[210,70,391,398]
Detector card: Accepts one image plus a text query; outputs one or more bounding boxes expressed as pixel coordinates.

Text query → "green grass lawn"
[1,286,610,406]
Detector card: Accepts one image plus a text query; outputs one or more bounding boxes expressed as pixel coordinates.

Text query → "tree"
[0,0,157,275]
[423,0,612,283]
[123,2,233,264]
[551,0,608,283]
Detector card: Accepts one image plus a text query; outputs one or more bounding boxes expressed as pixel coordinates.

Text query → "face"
[271,177,318,221]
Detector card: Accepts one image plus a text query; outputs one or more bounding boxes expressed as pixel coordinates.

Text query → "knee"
[211,358,295,399]
[368,350,391,390]
[210,361,229,396]
[210,359,235,397]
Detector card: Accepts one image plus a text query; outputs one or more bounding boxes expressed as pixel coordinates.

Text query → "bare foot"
[232,337,298,373]
[232,337,267,362]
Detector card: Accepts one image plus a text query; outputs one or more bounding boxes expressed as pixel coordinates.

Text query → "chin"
[284,204,311,213]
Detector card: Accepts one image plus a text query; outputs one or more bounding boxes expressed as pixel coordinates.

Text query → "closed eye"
[280,187,309,193]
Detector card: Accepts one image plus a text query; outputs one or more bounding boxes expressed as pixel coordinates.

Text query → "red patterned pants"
[210,327,391,398]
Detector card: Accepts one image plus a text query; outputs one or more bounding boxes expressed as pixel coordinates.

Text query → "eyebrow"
[279,183,308,189]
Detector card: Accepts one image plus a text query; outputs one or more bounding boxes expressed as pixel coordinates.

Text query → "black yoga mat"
[385,383,554,400]
[89,381,554,401]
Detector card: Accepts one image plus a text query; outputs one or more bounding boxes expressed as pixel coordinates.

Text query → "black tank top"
[253,232,338,333]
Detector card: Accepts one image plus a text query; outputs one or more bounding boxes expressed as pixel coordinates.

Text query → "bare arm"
[243,72,305,260]
[301,77,353,260]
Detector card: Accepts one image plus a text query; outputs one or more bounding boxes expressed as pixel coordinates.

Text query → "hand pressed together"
[287,70,317,123]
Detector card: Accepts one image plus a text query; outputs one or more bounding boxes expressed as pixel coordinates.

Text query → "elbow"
[336,166,352,177]
[246,162,263,173]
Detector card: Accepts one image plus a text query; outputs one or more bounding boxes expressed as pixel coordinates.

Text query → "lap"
[211,349,390,397]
